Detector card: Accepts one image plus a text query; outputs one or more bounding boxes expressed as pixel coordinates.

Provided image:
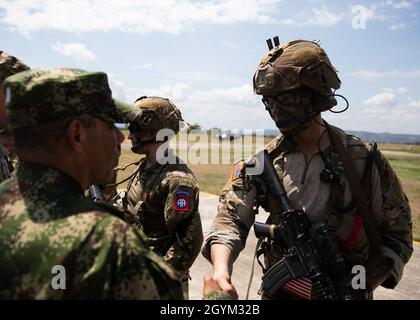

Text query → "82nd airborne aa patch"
[173,190,190,212]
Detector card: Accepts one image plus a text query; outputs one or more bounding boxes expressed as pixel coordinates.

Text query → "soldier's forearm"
[210,243,234,277]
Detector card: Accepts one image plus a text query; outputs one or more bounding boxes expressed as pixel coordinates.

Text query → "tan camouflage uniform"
[122,96,204,299]
[0,68,183,299]
[201,39,413,299]
[202,126,413,298]
[125,153,203,299]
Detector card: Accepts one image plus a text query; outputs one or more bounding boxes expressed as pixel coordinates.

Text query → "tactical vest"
[126,159,167,236]
[258,127,375,269]
[125,159,197,255]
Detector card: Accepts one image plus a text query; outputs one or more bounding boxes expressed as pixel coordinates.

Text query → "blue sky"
[1,0,420,134]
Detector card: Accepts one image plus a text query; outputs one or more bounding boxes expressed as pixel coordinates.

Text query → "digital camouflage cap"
[0,51,30,82]
[4,68,141,129]
[132,96,184,134]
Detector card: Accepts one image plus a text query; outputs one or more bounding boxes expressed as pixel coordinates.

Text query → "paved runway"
[189,192,420,300]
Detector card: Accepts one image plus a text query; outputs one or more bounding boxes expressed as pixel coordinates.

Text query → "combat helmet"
[253,38,342,130]
[130,96,184,134]
[254,39,341,101]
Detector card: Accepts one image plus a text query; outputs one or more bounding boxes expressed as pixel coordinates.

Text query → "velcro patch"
[173,190,190,212]
[230,161,245,181]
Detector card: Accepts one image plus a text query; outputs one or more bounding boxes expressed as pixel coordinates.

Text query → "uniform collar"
[16,161,83,195]
[265,134,299,157]
[265,123,348,159]
[139,149,183,172]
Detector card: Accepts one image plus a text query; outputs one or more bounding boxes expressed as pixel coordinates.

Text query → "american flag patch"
[283,277,313,300]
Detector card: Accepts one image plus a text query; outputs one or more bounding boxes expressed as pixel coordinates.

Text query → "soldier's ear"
[65,118,88,154]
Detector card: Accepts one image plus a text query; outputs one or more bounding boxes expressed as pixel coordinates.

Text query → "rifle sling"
[325,122,383,259]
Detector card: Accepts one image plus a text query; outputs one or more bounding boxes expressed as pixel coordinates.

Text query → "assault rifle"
[250,150,365,300]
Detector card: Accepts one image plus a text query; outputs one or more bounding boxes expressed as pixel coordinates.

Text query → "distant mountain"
[261,129,420,144]
[123,124,420,144]
[346,131,420,144]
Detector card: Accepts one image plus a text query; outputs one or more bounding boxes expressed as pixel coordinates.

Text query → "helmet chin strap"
[277,90,328,138]
[130,137,157,153]
[279,118,311,138]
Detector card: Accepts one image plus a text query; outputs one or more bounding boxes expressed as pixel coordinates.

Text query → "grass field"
[117,137,420,241]
[379,143,420,154]
[386,157,420,241]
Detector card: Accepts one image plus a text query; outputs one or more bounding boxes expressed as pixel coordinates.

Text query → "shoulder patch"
[173,190,190,212]
[162,169,197,188]
[231,161,245,181]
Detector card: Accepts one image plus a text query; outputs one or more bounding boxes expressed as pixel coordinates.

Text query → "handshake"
[203,273,238,300]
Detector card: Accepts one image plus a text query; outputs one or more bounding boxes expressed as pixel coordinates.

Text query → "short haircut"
[12,114,96,154]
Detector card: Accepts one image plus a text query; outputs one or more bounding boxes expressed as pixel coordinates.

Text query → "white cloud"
[308,7,344,26]
[392,1,413,9]
[135,64,153,70]
[348,2,415,30]
[282,6,344,27]
[139,82,265,128]
[348,69,420,80]
[168,71,227,82]
[107,74,128,101]
[143,83,193,101]
[389,22,407,30]
[222,41,240,50]
[383,87,408,94]
[51,42,95,64]
[190,84,259,106]
[396,87,408,94]
[355,4,390,22]
[363,92,396,107]
[0,0,280,35]
[408,99,420,108]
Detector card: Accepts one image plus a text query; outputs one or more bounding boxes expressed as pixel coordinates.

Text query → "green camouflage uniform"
[0,162,182,299]
[124,153,203,299]
[0,68,183,299]
[202,126,413,299]
[0,51,30,183]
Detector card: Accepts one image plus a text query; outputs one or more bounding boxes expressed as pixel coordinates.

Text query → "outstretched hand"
[203,273,238,300]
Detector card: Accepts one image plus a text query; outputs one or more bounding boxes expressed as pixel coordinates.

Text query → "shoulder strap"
[326,123,394,277]
[326,124,380,253]
[266,135,284,161]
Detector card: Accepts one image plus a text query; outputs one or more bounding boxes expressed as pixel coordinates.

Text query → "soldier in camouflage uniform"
[0,51,30,183]
[0,68,183,299]
[121,96,203,299]
[202,39,413,300]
